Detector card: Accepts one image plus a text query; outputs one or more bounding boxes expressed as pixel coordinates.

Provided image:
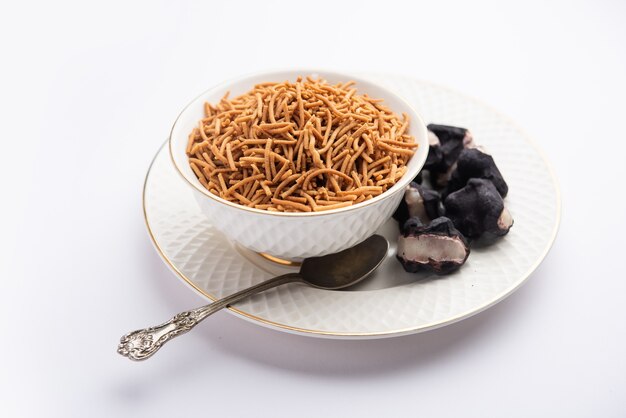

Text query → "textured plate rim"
[142,78,562,339]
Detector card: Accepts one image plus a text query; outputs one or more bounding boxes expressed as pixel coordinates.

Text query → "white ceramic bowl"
[169,70,429,260]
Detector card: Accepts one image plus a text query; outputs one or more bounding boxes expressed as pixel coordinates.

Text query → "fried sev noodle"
[186,77,417,212]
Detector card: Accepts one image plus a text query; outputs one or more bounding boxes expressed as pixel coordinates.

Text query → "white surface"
[145,77,560,337]
[1,1,624,417]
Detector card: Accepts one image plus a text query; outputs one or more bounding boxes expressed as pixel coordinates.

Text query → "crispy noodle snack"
[187,77,417,212]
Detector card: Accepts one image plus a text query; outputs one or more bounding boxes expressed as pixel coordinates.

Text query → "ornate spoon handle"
[118,273,302,361]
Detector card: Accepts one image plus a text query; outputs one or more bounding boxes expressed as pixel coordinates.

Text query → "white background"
[1,1,625,417]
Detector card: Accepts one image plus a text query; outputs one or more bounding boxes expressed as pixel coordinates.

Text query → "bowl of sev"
[169,70,428,260]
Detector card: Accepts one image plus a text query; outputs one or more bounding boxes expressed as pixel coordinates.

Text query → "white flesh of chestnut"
[397,234,467,264]
[463,131,475,148]
[428,130,440,146]
[405,186,428,222]
[498,207,513,231]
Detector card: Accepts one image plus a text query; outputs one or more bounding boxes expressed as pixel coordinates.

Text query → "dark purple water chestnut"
[397,216,470,275]
[423,129,445,172]
[392,182,444,228]
[392,191,410,226]
[413,171,423,185]
[444,178,513,241]
[425,124,475,188]
[444,148,508,198]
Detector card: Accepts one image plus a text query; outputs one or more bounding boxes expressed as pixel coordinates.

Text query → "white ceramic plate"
[144,75,560,339]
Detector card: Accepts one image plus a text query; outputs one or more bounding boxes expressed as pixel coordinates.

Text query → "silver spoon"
[118,235,388,361]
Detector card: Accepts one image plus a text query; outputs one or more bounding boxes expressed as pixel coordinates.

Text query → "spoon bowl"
[300,235,388,289]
